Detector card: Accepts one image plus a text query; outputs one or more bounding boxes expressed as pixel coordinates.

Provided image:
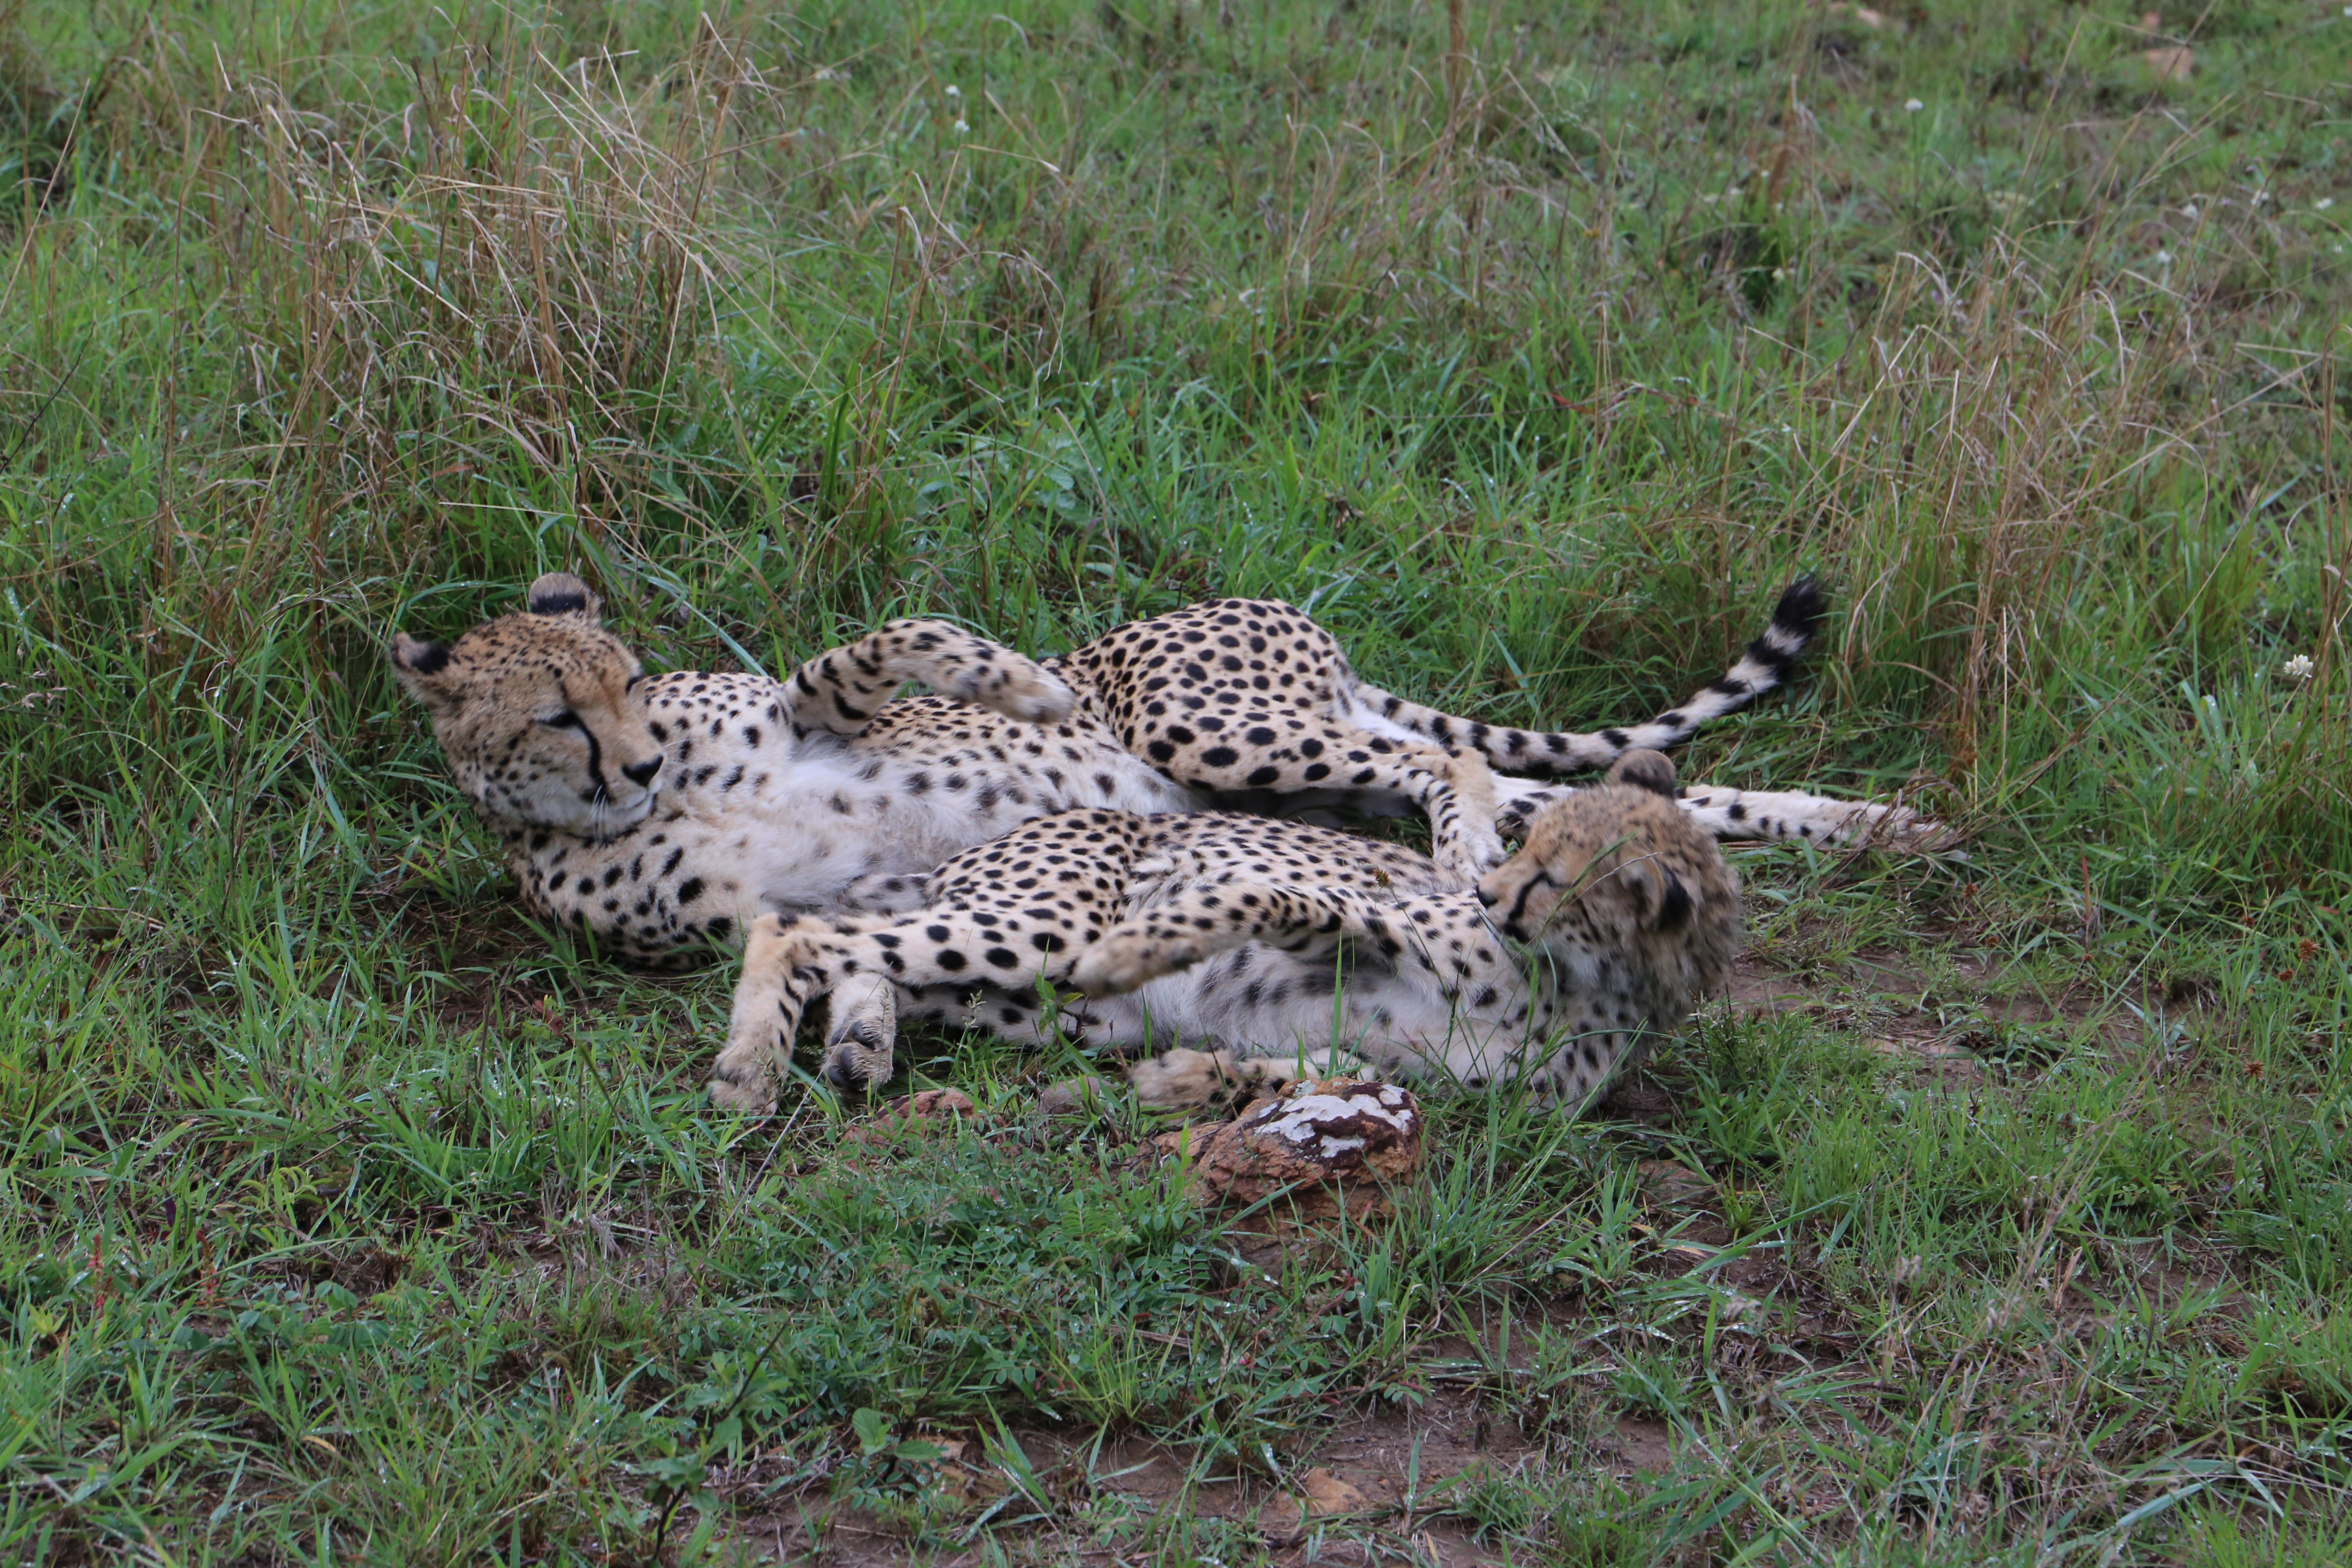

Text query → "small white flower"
[2320,198,2337,211]
[953,118,970,135]
[945,83,962,98]
[1905,98,1925,113]
[1700,193,1720,204]
[2180,203,2199,218]
[2155,249,2173,265]
[2253,190,2270,205]
[2285,654,2316,683]
[813,65,839,82]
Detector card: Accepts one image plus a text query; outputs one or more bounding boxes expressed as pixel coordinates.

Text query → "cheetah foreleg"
[1425,744,1506,879]
[785,618,1075,737]
[710,913,825,1115]
[822,973,900,1095]
[714,905,1092,1108]
[713,914,904,1107]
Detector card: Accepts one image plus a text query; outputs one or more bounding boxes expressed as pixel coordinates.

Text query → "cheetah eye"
[540,710,585,731]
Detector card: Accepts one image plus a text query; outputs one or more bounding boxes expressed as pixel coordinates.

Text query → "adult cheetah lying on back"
[711,749,1736,1114]
[390,574,1926,966]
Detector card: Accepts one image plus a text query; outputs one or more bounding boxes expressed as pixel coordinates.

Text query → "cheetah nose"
[1474,886,1498,907]
[621,755,663,788]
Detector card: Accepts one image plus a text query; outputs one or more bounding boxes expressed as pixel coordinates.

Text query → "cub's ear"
[525,571,600,621]
[1609,854,1698,933]
[1606,748,1678,797]
[390,632,456,703]
[1648,866,1695,932]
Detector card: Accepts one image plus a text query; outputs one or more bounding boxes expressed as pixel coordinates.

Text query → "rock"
[843,1088,979,1147]
[1037,1075,1110,1118]
[1195,1079,1424,1210]
[1258,1467,1373,1543]
[897,1088,977,1121]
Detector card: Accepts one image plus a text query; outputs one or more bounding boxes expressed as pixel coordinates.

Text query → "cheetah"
[710,749,1736,1115]
[390,573,1923,966]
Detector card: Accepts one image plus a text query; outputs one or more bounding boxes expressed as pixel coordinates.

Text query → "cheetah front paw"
[944,658,1077,727]
[821,1018,896,1093]
[1125,1047,1240,1111]
[1069,934,1201,997]
[1433,825,1510,881]
[821,975,899,1092]
[708,1062,779,1116]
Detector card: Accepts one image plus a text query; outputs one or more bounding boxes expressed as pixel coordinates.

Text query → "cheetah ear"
[525,571,601,622]
[1649,867,1695,932]
[389,631,458,705]
[1606,749,1678,797]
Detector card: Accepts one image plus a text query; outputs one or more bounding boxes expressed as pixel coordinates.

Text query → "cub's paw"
[1125,1047,1240,1111]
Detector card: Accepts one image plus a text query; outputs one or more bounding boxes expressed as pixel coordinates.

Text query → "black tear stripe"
[576,706,610,797]
[1501,867,1556,934]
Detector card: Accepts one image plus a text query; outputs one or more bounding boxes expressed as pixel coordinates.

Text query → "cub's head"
[1476,750,1738,1000]
[389,572,665,837]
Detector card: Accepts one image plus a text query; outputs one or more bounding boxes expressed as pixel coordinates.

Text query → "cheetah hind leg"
[711,913,815,1115]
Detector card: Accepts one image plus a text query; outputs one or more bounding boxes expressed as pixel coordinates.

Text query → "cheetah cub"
[712,749,1735,1115]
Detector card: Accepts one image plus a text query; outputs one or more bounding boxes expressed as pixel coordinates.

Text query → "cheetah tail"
[1346,577,1826,779]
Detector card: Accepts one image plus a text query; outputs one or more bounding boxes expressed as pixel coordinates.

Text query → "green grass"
[3,0,2352,1560]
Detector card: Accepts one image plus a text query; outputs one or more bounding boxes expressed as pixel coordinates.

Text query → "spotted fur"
[392,574,1928,968]
[711,750,1736,1115]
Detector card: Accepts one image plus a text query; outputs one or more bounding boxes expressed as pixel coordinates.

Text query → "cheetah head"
[1475,750,1738,990]
[389,572,667,837]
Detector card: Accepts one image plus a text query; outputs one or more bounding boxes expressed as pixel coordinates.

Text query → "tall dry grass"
[3,0,2344,885]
